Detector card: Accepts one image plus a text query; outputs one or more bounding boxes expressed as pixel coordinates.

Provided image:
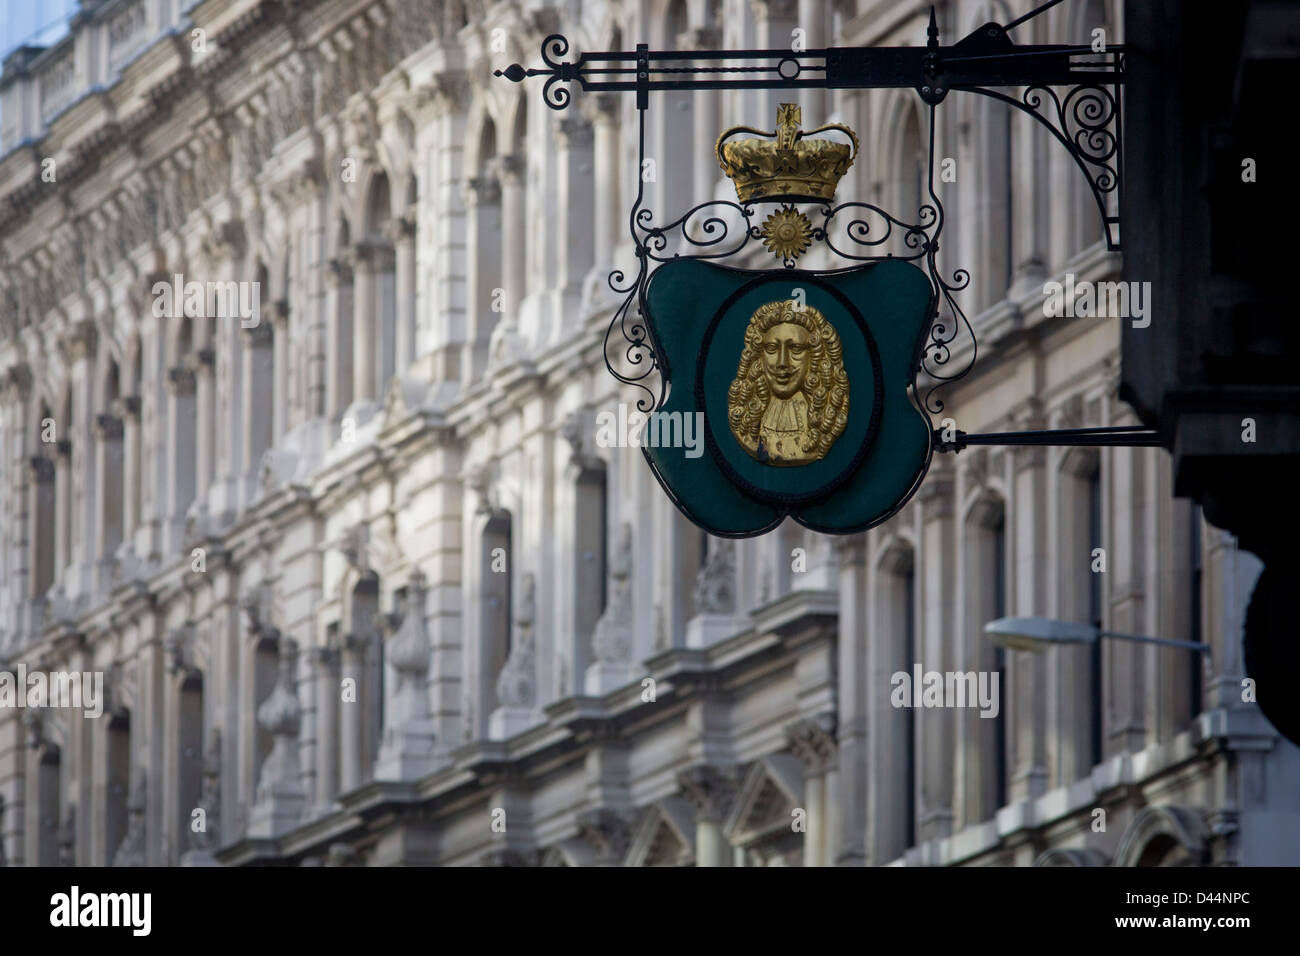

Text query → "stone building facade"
[0,0,1295,866]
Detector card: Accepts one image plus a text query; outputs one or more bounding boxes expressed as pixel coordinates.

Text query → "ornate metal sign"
[499,1,1160,537]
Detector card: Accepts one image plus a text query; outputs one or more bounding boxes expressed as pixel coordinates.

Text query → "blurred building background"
[0,0,1296,866]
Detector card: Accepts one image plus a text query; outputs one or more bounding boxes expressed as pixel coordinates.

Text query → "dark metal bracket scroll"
[498,0,1134,447]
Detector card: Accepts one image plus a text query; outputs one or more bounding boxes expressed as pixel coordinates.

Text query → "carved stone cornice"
[575,808,634,864]
[786,713,838,774]
[677,765,742,824]
[416,71,469,117]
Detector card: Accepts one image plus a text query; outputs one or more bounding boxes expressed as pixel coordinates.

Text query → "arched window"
[330,217,354,417]
[465,117,503,376]
[98,359,124,566]
[875,541,917,856]
[166,322,197,546]
[962,494,1008,821]
[30,400,57,599]
[363,172,397,396]
[1057,450,1103,781]
[105,707,130,865]
[177,668,204,861]
[245,262,274,473]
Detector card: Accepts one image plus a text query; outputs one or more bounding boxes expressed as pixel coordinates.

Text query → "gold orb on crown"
[716,103,860,203]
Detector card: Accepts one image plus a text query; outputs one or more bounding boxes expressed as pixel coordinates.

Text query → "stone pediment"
[723,754,804,847]
[623,797,696,867]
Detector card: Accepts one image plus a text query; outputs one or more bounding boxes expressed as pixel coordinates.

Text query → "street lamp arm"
[1099,631,1212,654]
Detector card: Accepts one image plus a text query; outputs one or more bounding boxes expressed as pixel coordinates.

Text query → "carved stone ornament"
[592,523,634,663]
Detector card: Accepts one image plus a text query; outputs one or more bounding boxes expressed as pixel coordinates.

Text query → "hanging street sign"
[498,2,1163,537]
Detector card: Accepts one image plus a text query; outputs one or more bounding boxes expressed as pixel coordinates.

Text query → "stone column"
[835,534,868,865]
[1010,443,1050,801]
[584,93,622,279]
[553,116,595,333]
[788,715,838,866]
[339,632,365,793]
[917,468,956,841]
[751,0,799,122]
[683,28,722,204]
[462,175,501,380]
[418,72,468,377]
[678,765,740,867]
[310,646,339,812]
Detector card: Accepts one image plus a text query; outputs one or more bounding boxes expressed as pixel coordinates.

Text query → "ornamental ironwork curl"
[967,77,1122,248]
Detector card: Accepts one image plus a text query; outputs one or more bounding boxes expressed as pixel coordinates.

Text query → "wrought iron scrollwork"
[967,66,1123,249]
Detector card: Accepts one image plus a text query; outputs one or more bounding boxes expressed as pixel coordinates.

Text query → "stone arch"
[1114,805,1211,867]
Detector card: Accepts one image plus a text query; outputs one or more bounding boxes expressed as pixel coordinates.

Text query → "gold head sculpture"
[716,103,860,203]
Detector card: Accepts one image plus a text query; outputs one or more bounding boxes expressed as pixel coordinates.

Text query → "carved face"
[760,322,811,400]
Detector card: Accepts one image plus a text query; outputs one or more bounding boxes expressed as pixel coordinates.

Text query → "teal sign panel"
[642,257,935,536]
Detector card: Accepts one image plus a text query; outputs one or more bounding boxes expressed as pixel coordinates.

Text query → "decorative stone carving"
[375,571,437,780]
[677,764,743,824]
[576,807,634,864]
[248,638,306,837]
[693,540,736,614]
[497,573,536,708]
[491,573,539,739]
[183,731,222,865]
[58,804,76,866]
[592,523,634,664]
[786,713,838,775]
[112,769,147,867]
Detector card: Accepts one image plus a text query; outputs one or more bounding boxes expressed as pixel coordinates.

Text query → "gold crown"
[716,104,860,203]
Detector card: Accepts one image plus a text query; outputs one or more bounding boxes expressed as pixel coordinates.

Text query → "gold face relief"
[726,300,850,467]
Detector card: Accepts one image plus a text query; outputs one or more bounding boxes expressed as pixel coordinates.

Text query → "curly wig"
[726,299,850,462]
